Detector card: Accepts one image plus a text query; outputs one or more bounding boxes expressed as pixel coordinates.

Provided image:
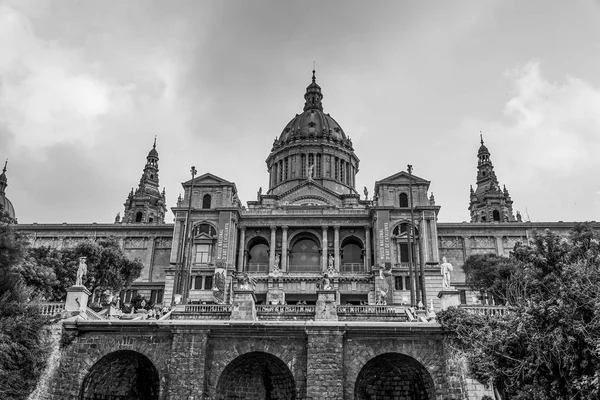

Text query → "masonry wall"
[42,321,483,400]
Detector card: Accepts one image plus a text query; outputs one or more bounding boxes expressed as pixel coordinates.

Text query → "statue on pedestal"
[441,257,453,288]
[75,257,87,286]
[238,273,256,291]
[317,273,333,290]
[307,164,314,181]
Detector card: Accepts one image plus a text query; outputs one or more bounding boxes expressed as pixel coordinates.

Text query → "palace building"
[6,71,594,400]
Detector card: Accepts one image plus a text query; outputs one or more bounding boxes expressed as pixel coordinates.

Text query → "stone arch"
[492,209,501,221]
[354,352,435,400]
[399,192,409,207]
[288,230,321,273]
[215,351,297,400]
[202,194,212,209]
[341,235,364,265]
[247,236,270,272]
[80,350,159,400]
[192,220,218,236]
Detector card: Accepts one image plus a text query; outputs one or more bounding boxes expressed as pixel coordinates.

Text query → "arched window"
[135,211,143,222]
[399,193,409,207]
[247,237,269,272]
[202,194,211,209]
[341,237,363,273]
[289,235,320,273]
[493,210,501,221]
[393,223,419,237]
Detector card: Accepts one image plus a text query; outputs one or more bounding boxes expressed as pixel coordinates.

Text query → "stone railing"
[170,304,233,320]
[341,263,365,273]
[39,302,66,316]
[337,305,408,322]
[85,307,105,320]
[459,305,509,316]
[256,304,316,320]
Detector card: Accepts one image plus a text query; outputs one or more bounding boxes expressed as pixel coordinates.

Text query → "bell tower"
[121,138,167,224]
[468,135,516,222]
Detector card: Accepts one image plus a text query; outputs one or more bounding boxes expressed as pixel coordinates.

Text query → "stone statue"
[114,213,120,223]
[307,164,314,181]
[257,187,262,200]
[75,257,87,286]
[317,273,333,290]
[377,287,388,305]
[238,273,256,291]
[363,186,368,200]
[328,254,334,270]
[270,254,281,276]
[441,257,453,288]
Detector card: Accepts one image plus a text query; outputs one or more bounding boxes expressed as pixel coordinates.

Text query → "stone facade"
[43,320,474,400]
[13,72,600,399]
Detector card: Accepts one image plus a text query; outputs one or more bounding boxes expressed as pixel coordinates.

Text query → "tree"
[438,223,600,400]
[0,211,50,400]
[62,238,144,300]
[463,253,517,304]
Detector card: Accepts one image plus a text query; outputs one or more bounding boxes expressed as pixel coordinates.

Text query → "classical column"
[281,226,288,272]
[322,225,328,271]
[430,218,440,263]
[364,225,372,271]
[237,227,246,272]
[269,225,277,268]
[334,225,340,272]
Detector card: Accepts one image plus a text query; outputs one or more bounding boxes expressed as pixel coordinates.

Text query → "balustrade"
[39,302,65,316]
[458,305,508,316]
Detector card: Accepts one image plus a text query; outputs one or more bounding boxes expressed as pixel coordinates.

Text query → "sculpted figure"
[75,257,87,286]
[257,187,262,200]
[441,257,453,288]
[328,254,334,270]
[270,254,281,276]
[363,186,368,200]
[307,164,314,180]
[317,273,333,290]
[239,273,256,291]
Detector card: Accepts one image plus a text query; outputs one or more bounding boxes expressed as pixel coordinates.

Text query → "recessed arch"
[289,231,321,273]
[392,221,419,237]
[80,350,159,400]
[215,351,296,400]
[135,211,143,222]
[399,192,409,207]
[247,236,270,272]
[341,236,363,265]
[492,209,501,221]
[354,352,435,400]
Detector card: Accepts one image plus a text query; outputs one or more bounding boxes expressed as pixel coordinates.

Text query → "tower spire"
[303,68,323,111]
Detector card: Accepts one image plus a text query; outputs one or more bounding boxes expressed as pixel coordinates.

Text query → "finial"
[153,135,157,149]
[2,159,7,173]
[312,68,316,83]
[480,131,484,145]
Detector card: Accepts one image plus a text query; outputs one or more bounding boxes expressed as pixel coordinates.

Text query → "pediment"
[277,181,342,207]
[375,171,430,187]
[183,172,234,187]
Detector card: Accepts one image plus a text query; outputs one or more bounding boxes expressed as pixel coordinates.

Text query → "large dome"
[265,71,359,196]
[279,109,348,143]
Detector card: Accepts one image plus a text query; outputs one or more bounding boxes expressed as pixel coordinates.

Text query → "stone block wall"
[306,329,345,399]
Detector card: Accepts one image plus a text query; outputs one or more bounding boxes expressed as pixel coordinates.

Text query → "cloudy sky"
[1,0,600,224]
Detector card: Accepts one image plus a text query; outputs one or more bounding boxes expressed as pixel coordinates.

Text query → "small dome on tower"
[148,137,159,159]
[478,134,489,156]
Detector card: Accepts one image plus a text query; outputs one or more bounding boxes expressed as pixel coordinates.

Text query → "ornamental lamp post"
[175,166,196,305]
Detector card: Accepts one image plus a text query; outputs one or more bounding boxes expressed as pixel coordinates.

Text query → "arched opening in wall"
[289,233,321,273]
[493,210,501,221]
[247,237,270,272]
[354,353,435,400]
[393,223,419,237]
[80,350,159,400]
[216,351,296,400]
[341,236,363,273]
[135,211,143,222]
[202,194,212,209]
[399,192,409,207]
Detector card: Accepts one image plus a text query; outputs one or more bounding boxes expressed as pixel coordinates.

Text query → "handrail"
[39,302,65,316]
[85,307,105,320]
[458,305,509,316]
[337,305,406,314]
[181,304,233,313]
[256,305,315,314]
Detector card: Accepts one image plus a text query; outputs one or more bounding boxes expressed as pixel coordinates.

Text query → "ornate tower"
[122,139,167,224]
[265,70,360,196]
[468,135,515,222]
[0,160,16,220]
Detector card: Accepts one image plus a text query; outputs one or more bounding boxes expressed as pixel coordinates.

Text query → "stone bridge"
[43,319,482,400]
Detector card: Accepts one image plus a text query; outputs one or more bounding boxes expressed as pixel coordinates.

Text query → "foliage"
[439,223,600,400]
[463,253,516,304]
[0,212,50,400]
[62,238,144,298]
